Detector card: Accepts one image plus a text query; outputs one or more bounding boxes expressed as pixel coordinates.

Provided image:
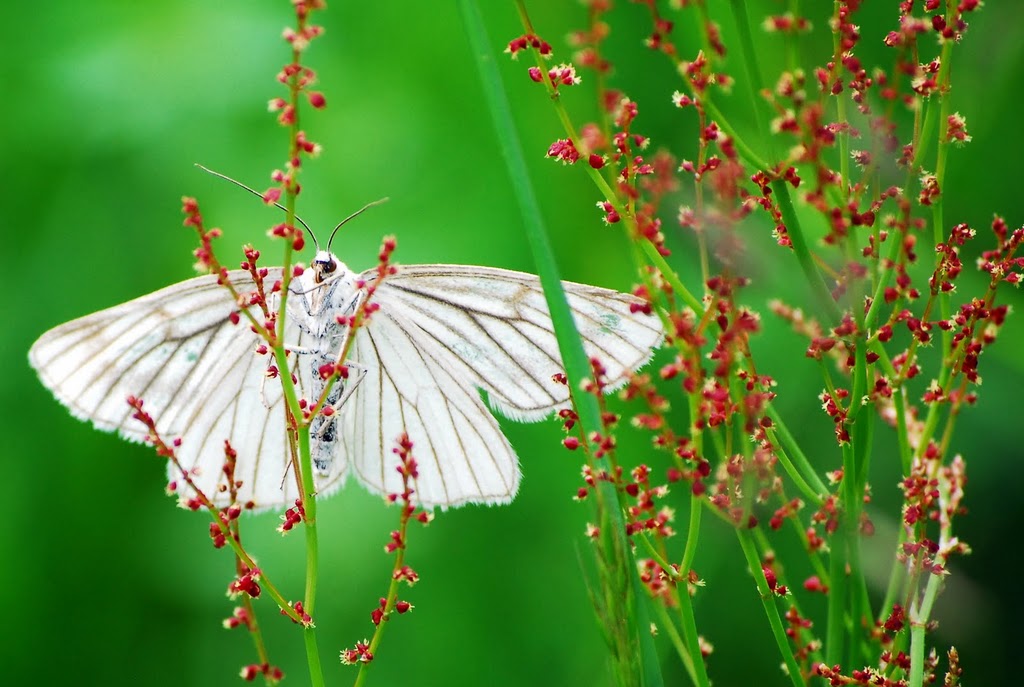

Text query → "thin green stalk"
[908,616,926,687]
[843,480,867,669]
[675,570,712,687]
[353,546,410,687]
[238,596,273,673]
[460,2,661,684]
[848,332,870,480]
[829,10,850,211]
[839,438,861,672]
[637,535,680,583]
[303,626,324,687]
[736,531,804,687]
[701,97,772,172]
[275,7,323,684]
[727,0,778,165]
[679,487,703,577]
[289,423,317,601]
[845,343,873,664]
[636,502,707,687]
[771,439,825,506]
[651,600,698,684]
[784,505,829,585]
[878,523,910,625]
[836,336,877,666]
[765,405,829,498]
[296,427,324,687]
[751,525,825,669]
[909,26,956,172]
[928,15,957,415]
[772,179,843,324]
[642,241,704,314]
[824,515,849,666]
[268,349,324,687]
[908,570,944,687]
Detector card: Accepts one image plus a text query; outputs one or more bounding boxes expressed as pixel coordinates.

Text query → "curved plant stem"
[772,179,842,325]
[461,2,662,685]
[737,530,804,687]
[274,6,324,685]
[765,405,829,499]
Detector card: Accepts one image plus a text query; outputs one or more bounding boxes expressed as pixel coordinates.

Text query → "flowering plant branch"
[490,1,1004,685]
[116,2,430,685]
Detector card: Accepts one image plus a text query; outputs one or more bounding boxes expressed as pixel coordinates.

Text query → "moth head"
[312,250,343,284]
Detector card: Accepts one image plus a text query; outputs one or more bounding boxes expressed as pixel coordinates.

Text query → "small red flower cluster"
[239,663,283,683]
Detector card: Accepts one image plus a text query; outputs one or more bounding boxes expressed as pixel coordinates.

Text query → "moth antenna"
[327,197,389,253]
[195,163,318,249]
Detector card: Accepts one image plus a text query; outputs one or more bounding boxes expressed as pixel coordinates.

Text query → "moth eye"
[314,258,337,283]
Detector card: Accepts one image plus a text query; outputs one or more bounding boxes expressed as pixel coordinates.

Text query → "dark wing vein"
[29,268,337,508]
[343,306,519,508]
[372,264,663,421]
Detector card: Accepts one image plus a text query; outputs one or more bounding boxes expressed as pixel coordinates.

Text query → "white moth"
[29,250,662,509]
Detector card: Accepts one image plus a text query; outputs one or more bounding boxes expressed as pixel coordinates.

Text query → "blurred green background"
[3,2,1022,685]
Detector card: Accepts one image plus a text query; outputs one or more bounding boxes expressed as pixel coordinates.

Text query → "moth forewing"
[368,264,664,422]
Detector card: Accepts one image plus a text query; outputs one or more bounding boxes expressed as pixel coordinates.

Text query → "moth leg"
[258,350,289,409]
[290,267,357,296]
[282,284,362,358]
[339,361,367,406]
[311,361,366,441]
[309,360,364,471]
[288,287,367,471]
[284,343,317,355]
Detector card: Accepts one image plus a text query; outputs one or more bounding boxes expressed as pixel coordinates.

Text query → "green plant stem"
[843,335,871,669]
[765,406,829,498]
[296,426,324,686]
[785,507,829,585]
[239,595,272,670]
[637,534,681,584]
[909,569,944,687]
[737,530,804,687]
[772,440,824,506]
[276,7,323,685]
[908,615,926,687]
[680,488,702,577]
[824,518,849,667]
[878,526,909,626]
[353,540,410,687]
[839,441,861,669]
[928,14,956,431]
[651,600,698,684]
[727,0,778,165]
[462,2,661,684]
[643,240,704,314]
[675,572,712,687]
[702,98,771,172]
[303,627,324,687]
[772,179,842,324]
